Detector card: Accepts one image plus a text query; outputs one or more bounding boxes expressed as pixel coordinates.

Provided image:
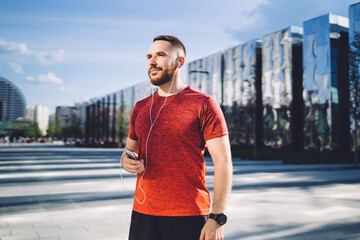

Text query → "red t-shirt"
[128,86,228,216]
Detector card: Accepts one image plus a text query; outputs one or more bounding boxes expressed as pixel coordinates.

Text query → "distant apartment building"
[26,105,50,135]
[55,106,76,128]
[35,106,49,135]
[74,102,88,133]
[26,106,35,122]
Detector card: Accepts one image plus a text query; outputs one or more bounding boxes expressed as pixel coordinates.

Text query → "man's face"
[147,40,177,86]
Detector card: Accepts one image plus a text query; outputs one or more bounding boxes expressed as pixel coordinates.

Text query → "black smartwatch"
[209,213,227,225]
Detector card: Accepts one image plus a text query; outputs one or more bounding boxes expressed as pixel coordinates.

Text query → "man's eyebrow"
[146,51,168,59]
[156,51,167,55]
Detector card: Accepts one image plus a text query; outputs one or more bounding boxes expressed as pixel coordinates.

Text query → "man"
[121,35,232,240]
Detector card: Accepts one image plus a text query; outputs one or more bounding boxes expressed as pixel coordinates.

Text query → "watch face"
[217,214,227,225]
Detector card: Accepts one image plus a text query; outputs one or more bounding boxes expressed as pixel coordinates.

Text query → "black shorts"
[129,211,209,240]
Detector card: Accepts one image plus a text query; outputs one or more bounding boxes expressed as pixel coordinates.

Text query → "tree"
[349,32,360,168]
[118,101,128,147]
[46,121,56,137]
[33,122,42,138]
[46,117,62,138]
[24,125,34,137]
[24,122,42,138]
[54,117,63,139]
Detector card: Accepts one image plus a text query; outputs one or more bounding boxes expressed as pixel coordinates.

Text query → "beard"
[148,67,175,86]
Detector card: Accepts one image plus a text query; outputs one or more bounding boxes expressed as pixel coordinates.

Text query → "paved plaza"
[0,144,360,240]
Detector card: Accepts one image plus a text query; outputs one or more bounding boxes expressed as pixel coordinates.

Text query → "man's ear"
[177,56,185,69]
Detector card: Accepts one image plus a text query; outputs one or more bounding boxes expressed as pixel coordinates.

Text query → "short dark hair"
[153,35,186,57]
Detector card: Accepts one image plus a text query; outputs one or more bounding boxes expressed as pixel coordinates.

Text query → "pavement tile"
[35,226,62,239]
[56,227,88,239]
[0,222,9,229]
[1,145,360,240]
[9,227,37,236]
[9,232,40,240]
[100,217,122,225]
[0,229,11,237]
[79,219,105,229]
[1,237,39,240]
[57,221,83,230]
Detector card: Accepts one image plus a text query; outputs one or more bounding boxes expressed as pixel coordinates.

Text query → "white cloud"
[0,38,32,55]
[0,38,64,65]
[60,86,78,92]
[9,62,23,73]
[218,0,270,32]
[26,73,63,85]
[36,49,64,64]
[26,76,36,81]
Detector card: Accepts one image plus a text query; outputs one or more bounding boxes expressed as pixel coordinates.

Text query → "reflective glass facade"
[262,26,303,147]
[85,81,153,145]
[303,13,349,149]
[349,3,360,85]
[222,40,262,145]
[349,3,360,42]
[188,52,223,104]
[82,3,356,152]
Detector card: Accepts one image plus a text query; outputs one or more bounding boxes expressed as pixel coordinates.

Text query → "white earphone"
[121,58,180,205]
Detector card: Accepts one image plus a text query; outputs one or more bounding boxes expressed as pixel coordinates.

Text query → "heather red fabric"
[128,86,228,216]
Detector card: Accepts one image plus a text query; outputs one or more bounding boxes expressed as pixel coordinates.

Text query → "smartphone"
[124,147,138,160]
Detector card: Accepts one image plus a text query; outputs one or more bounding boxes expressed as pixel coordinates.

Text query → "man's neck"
[157,79,187,96]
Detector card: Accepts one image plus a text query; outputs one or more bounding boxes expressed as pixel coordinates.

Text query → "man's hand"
[199,219,224,240]
[121,152,144,174]
[121,138,144,174]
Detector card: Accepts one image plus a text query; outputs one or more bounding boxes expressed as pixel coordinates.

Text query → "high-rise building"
[0,76,26,121]
[55,106,76,128]
[26,106,35,122]
[26,105,50,135]
[34,105,49,136]
[74,102,88,133]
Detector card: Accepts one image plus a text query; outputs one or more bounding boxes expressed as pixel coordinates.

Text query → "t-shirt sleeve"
[128,103,138,141]
[200,96,229,141]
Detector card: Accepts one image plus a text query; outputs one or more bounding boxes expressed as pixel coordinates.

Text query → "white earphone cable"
[120,62,179,205]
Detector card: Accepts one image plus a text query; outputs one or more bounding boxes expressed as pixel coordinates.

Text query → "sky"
[0,0,359,114]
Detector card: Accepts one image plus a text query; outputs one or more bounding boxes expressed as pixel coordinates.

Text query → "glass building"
[262,26,303,149]
[349,3,360,152]
[0,76,26,121]
[221,40,262,146]
[303,13,350,150]
[188,52,223,104]
[350,3,360,43]
[85,81,153,146]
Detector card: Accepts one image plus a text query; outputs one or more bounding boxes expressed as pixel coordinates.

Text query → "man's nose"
[148,56,158,66]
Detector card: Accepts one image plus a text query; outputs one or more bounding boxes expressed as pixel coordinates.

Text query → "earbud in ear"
[177,62,181,68]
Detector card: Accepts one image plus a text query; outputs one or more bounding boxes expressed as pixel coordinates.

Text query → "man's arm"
[121,137,144,174]
[200,135,233,240]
